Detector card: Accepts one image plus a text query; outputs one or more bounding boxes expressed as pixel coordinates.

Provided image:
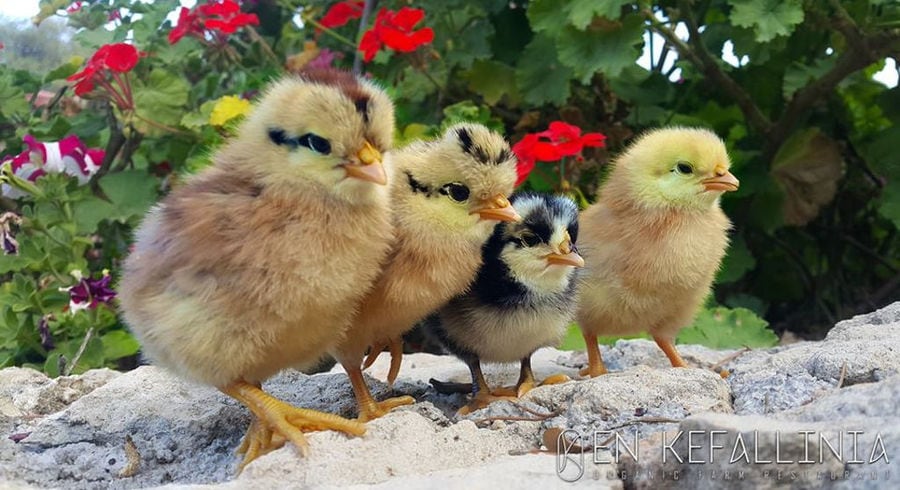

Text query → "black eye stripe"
[268,128,331,155]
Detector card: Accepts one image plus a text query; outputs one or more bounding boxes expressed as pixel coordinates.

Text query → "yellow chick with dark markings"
[576,127,739,377]
[428,193,584,414]
[332,123,520,422]
[118,69,395,470]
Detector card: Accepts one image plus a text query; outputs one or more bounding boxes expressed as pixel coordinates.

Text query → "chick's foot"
[457,390,517,416]
[357,395,416,423]
[222,381,366,471]
[345,363,414,422]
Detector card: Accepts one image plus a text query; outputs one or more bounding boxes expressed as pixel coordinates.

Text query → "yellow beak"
[545,231,585,267]
[471,194,521,222]
[342,140,387,185]
[701,169,739,192]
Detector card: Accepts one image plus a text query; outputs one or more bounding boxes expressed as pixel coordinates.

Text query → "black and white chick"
[427,193,584,414]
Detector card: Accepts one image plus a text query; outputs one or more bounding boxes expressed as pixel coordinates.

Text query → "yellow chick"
[332,123,520,422]
[576,127,739,377]
[118,69,396,469]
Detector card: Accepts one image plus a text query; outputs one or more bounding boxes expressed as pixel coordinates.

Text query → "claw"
[222,381,365,472]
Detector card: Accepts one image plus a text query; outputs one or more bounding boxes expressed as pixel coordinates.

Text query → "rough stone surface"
[0,302,897,489]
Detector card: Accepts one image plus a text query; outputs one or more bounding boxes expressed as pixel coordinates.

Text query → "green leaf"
[771,128,845,226]
[677,307,778,349]
[716,235,755,283]
[515,35,573,106]
[782,57,836,99]
[97,170,159,223]
[526,0,569,33]
[556,14,644,82]
[728,0,804,43]
[567,0,630,29]
[132,69,190,133]
[880,179,900,229]
[180,99,218,130]
[99,330,140,361]
[72,196,117,234]
[463,60,518,105]
[43,58,83,83]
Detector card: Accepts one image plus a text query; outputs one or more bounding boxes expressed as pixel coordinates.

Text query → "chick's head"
[235,69,395,202]
[613,127,739,211]
[392,123,520,241]
[493,193,584,295]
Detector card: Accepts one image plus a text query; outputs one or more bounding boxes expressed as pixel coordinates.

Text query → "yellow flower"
[209,95,251,127]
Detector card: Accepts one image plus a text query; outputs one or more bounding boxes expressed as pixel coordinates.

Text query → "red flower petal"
[389,7,425,30]
[101,43,140,72]
[359,29,382,62]
[168,7,196,45]
[533,141,566,161]
[380,26,433,52]
[320,1,364,29]
[581,132,607,148]
[199,0,241,17]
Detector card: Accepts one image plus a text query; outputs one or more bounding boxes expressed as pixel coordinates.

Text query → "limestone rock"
[0,302,897,489]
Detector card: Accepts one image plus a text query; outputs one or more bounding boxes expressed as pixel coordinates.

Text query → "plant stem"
[66,326,95,376]
[352,0,378,74]
[305,17,358,48]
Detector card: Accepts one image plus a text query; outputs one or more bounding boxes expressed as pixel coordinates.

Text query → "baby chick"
[118,69,396,469]
[428,193,584,414]
[576,127,739,376]
[331,123,520,422]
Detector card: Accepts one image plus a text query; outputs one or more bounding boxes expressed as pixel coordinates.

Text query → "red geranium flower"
[168,7,202,44]
[319,1,364,29]
[359,7,434,62]
[168,0,259,45]
[67,43,143,106]
[512,121,606,186]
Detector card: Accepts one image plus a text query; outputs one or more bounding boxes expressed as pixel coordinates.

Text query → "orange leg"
[361,338,403,387]
[578,331,608,377]
[493,357,571,397]
[653,335,688,368]
[457,359,516,416]
[222,380,365,472]
[343,362,414,423]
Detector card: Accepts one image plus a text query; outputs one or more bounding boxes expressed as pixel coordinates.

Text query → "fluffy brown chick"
[118,69,395,469]
[576,127,739,377]
[332,123,520,422]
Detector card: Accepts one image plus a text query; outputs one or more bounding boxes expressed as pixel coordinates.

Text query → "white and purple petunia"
[60,269,117,314]
[1,134,104,198]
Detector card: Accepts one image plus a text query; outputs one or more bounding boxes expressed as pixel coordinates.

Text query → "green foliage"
[677,307,778,349]
[3,0,899,374]
[558,306,774,351]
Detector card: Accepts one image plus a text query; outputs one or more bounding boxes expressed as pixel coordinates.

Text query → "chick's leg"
[344,362,414,423]
[653,335,688,368]
[222,380,365,471]
[493,357,571,398]
[579,331,608,377]
[457,359,516,416]
[362,338,404,387]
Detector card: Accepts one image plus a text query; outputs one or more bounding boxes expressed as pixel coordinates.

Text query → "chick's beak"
[471,194,521,222]
[342,140,387,185]
[701,166,739,193]
[545,231,585,268]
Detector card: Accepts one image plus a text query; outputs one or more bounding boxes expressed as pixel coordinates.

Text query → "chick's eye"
[298,133,331,155]
[674,161,693,174]
[520,233,541,247]
[440,182,470,202]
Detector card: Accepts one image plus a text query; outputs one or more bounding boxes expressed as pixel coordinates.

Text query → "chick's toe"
[224,381,365,469]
